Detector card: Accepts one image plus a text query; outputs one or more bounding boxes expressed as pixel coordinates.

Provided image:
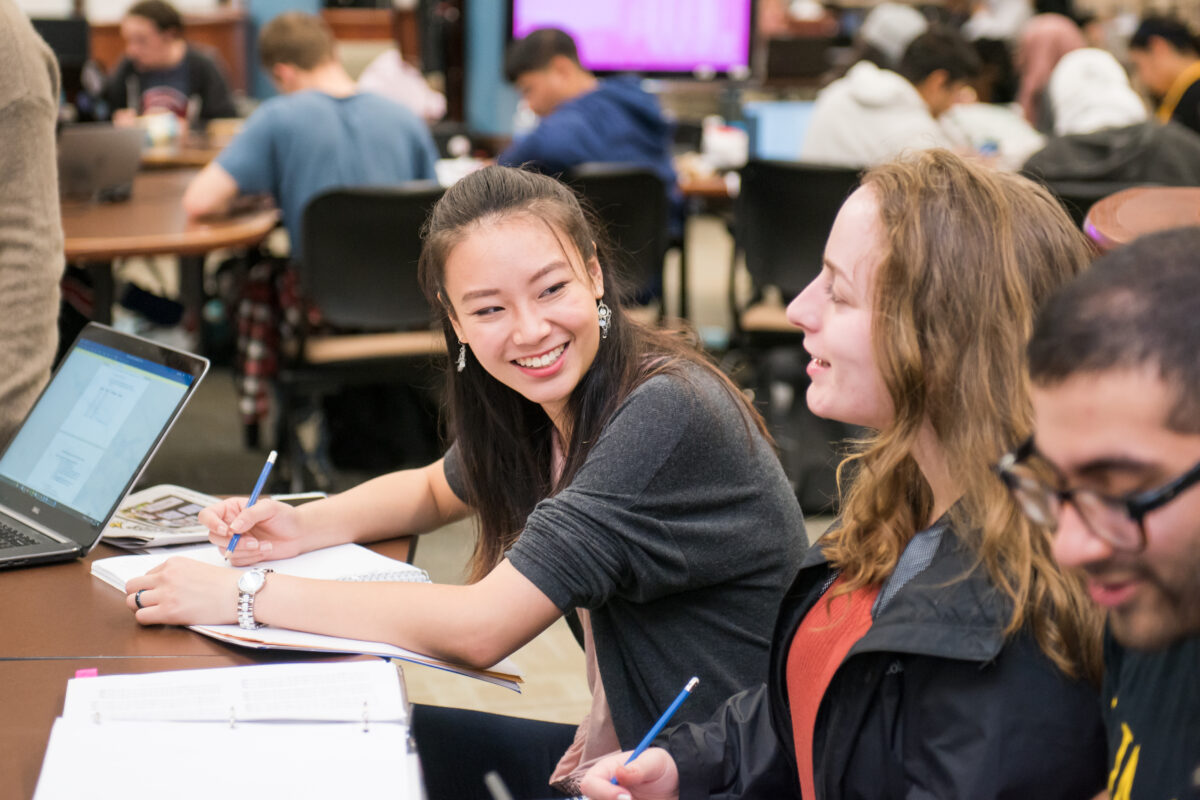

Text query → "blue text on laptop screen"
[0,340,192,524]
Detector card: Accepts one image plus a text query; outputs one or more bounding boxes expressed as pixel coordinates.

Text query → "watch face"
[238,569,266,594]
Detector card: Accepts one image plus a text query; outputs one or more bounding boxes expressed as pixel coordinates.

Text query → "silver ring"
[135,589,146,609]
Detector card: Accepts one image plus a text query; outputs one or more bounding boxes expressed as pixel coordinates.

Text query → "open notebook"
[91,542,522,691]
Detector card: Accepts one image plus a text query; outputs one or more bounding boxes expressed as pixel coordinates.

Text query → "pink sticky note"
[74,668,99,678]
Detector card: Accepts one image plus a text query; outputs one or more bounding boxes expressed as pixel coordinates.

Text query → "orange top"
[786,576,880,800]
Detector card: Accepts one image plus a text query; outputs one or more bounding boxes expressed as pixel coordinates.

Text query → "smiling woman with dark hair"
[121,165,805,800]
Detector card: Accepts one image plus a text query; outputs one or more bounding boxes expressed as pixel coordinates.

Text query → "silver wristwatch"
[236,568,273,629]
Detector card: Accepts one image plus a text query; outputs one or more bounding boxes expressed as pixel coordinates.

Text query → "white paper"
[34,717,417,800]
[90,543,522,690]
[61,660,408,724]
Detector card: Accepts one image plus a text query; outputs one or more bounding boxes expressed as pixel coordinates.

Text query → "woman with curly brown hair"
[583,149,1107,800]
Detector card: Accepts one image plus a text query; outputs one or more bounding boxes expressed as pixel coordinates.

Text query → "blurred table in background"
[61,168,278,327]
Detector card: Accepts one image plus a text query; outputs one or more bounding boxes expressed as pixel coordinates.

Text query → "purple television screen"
[511,0,753,76]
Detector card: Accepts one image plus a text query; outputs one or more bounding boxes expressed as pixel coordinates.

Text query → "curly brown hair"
[822,149,1104,682]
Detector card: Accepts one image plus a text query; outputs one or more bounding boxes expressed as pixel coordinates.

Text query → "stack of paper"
[91,542,523,690]
[35,661,421,800]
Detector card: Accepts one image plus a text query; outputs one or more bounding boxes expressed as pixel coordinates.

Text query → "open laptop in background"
[0,324,208,570]
[57,123,144,202]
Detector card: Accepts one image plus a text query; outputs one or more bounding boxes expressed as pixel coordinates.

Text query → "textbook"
[91,542,523,691]
[34,660,422,800]
[101,483,220,548]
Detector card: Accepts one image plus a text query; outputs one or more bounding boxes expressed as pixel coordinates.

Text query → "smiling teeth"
[516,345,565,368]
[812,357,831,367]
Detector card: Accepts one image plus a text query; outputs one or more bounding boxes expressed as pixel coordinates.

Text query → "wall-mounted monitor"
[509,0,754,79]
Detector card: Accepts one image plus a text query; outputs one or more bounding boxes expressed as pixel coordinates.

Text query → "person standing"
[0,0,64,446]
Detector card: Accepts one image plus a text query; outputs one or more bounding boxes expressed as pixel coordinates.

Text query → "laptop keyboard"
[0,522,37,548]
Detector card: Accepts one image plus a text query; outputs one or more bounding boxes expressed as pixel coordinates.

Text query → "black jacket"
[101,47,237,123]
[666,522,1107,799]
[1022,121,1200,185]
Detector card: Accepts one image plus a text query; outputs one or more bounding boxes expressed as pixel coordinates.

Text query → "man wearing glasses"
[997,226,1200,800]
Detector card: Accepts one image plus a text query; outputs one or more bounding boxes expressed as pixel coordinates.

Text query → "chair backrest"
[735,160,861,300]
[1039,179,1159,230]
[564,163,670,299]
[300,182,445,331]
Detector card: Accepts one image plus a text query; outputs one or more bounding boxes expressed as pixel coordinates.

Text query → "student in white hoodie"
[802,27,981,166]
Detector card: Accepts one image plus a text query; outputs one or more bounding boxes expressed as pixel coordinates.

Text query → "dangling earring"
[597,300,611,340]
[456,342,467,373]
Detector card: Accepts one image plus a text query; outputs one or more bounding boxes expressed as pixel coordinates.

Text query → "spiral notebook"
[91,543,522,690]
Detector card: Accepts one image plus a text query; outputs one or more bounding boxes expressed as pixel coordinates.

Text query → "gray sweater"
[445,364,807,746]
[0,0,64,447]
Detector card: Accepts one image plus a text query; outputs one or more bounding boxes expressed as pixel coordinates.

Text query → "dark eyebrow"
[1073,458,1159,482]
[458,261,570,304]
[1032,439,1161,483]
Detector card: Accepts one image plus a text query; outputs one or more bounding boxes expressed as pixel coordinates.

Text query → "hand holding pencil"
[578,677,697,800]
[198,452,309,565]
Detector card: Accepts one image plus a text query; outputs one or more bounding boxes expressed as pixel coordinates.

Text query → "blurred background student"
[101,0,235,126]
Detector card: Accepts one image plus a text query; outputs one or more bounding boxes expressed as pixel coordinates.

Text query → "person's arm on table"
[129,458,566,668]
[182,161,239,218]
[198,457,468,561]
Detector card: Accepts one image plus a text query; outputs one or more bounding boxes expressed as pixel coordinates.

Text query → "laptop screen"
[0,338,195,527]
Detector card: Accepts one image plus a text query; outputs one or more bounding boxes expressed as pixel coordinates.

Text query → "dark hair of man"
[1130,15,1200,55]
[503,27,582,83]
[258,11,336,71]
[897,25,982,85]
[1029,226,1200,434]
[419,165,768,582]
[126,0,183,34]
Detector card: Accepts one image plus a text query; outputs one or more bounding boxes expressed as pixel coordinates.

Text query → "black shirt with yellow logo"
[1101,630,1200,800]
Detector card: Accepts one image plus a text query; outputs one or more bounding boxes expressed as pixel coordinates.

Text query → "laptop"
[57,124,144,202]
[0,324,208,570]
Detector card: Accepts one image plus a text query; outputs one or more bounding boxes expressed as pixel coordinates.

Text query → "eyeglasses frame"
[996,435,1200,552]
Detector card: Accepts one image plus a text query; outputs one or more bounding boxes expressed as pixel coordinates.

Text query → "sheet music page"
[34,718,416,800]
[61,660,407,723]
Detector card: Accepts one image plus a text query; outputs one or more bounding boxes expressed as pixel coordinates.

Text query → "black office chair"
[730,159,861,343]
[1038,179,1161,230]
[564,163,672,321]
[728,160,862,514]
[275,183,447,492]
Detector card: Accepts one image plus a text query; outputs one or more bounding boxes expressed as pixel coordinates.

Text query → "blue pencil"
[226,450,276,555]
[611,676,699,784]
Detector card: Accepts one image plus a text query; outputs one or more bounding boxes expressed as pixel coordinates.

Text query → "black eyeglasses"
[995,436,1200,552]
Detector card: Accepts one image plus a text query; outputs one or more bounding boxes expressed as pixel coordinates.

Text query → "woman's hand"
[124,557,241,626]
[198,497,306,565]
[579,748,680,800]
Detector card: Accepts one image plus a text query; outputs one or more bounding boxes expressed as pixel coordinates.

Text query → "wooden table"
[1084,186,1200,252]
[61,168,278,326]
[0,537,413,799]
